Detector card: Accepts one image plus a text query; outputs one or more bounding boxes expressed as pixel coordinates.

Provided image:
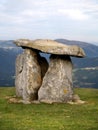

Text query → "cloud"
[21,9,47,19]
[0,0,98,42]
[1,0,98,21]
[58,9,89,20]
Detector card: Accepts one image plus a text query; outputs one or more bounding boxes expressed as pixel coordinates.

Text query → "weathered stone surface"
[15,49,42,103]
[38,55,74,103]
[14,39,85,57]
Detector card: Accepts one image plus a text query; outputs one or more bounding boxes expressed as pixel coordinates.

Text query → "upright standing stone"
[38,55,73,103]
[15,49,42,103]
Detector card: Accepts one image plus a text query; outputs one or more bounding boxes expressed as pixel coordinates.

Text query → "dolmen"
[14,39,85,104]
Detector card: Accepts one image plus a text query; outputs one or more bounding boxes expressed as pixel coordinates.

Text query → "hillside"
[55,39,98,57]
[0,40,22,86]
[73,67,98,88]
[55,39,98,68]
[72,57,98,68]
[0,39,98,87]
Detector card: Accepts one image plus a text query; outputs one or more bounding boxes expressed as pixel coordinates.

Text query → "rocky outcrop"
[14,39,85,104]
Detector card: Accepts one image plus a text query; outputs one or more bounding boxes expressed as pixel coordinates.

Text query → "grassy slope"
[0,87,98,130]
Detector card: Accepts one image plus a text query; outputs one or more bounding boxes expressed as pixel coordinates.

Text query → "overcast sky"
[0,0,98,44]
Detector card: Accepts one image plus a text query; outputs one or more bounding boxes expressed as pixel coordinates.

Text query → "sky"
[0,0,98,44]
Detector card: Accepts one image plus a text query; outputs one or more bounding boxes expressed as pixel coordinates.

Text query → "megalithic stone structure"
[14,39,85,104]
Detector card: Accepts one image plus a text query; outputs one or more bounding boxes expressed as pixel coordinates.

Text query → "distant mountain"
[0,40,22,86]
[73,67,98,89]
[0,40,17,48]
[55,39,98,68]
[72,57,98,68]
[55,39,98,57]
[0,39,98,88]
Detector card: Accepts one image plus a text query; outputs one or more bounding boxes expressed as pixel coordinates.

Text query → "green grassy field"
[0,87,98,130]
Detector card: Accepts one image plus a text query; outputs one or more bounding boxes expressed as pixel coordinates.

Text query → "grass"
[0,87,98,130]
